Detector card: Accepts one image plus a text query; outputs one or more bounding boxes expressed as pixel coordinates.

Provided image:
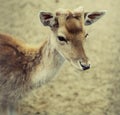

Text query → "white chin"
[70,60,83,70]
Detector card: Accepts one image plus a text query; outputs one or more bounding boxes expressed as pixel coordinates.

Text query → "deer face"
[39,7,106,70]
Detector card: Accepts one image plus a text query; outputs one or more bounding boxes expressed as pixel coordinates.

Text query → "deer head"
[39,7,106,70]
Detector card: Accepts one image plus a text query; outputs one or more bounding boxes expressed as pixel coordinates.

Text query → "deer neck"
[31,36,65,87]
[41,38,65,71]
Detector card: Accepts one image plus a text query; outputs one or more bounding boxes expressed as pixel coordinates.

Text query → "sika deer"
[0,7,106,115]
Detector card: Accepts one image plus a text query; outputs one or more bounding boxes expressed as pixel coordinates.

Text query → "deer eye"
[57,36,67,43]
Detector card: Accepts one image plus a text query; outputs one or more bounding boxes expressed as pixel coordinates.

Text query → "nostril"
[80,62,90,70]
[82,65,90,70]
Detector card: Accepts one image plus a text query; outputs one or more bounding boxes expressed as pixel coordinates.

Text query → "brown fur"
[0,31,64,115]
[65,17,83,34]
[0,33,47,105]
[0,31,65,115]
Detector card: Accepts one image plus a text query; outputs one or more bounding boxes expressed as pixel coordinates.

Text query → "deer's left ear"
[84,11,107,26]
[39,12,58,27]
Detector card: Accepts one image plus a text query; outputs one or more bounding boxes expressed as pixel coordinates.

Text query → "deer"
[0,7,106,115]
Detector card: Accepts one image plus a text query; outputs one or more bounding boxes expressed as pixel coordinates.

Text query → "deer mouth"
[70,60,90,70]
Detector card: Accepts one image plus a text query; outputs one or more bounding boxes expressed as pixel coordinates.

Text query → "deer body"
[0,33,64,103]
[0,7,106,114]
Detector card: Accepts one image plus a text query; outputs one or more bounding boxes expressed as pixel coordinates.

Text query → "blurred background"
[0,0,120,115]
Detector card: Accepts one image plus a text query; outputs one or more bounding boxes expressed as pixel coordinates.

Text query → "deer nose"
[80,62,90,70]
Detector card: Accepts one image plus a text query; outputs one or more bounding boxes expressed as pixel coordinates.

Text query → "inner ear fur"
[39,11,58,28]
[84,10,107,25]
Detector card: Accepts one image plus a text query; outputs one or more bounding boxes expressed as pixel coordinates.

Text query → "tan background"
[0,0,120,115]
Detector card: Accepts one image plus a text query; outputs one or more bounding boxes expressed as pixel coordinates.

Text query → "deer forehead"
[65,18,83,34]
[56,8,84,32]
[57,16,85,41]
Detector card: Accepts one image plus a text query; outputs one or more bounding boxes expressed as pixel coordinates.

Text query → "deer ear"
[84,11,107,26]
[39,12,58,27]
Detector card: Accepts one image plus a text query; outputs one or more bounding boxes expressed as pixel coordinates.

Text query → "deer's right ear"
[39,12,58,27]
